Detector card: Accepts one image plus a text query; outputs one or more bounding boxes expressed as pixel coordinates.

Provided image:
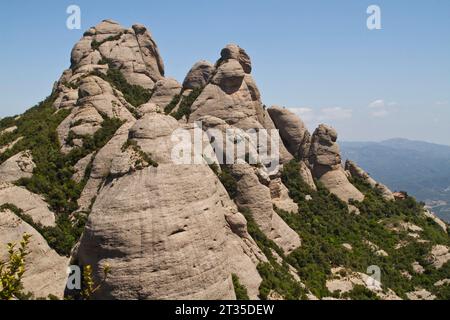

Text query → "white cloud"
[435,101,448,106]
[288,106,353,127]
[368,99,397,117]
[319,107,352,121]
[368,99,385,109]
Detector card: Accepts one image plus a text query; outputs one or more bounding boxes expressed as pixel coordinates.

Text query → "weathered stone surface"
[69,20,164,89]
[309,125,364,203]
[231,163,301,254]
[148,78,182,109]
[0,183,55,227]
[269,178,298,213]
[318,168,364,203]
[75,113,265,299]
[0,151,35,183]
[267,106,311,159]
[77,121,135,211]
[189,46,266,131]
[211,60,245,94]
[260,110,294,165]
[412,261,425,274]
[424,210,448,232]
[406,289,436,300]
[0,210,68,299]
[326,267,401,300]
[137,102,161,117]
[345,160,394,201]
[298,161,317,191]
[309,125,341,169]
[72,153,94,184]
[183,60,214,90]
[56,75,135,153]
[53,87,78,110]
[217,44,252,74]
[428,245,450,269]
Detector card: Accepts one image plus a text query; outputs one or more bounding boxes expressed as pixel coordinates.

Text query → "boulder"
[72,153,94,184]
[0,210,68,299]
[56,75,135,153]
[148,78,182,109]
[428,245,450,269]
[267,106,311,159]
[269,178,298,213]
[298,161,317,191]
[0,183,55,227]
[231,163,301,254]
[217,44,252,74]
[69,20,164,89]
[183,60,215,90]
[75,113,265,299]
[309,125,364,203]
[0,151,35,183]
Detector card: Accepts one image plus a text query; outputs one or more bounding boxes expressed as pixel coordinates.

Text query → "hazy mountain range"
[341,138,450,223]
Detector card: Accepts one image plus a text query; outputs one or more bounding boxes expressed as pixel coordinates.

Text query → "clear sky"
[1,0,449,144]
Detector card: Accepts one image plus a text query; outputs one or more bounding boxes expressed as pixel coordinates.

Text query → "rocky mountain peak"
[1,20,448,301]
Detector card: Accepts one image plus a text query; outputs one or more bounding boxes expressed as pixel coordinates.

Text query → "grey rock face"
[0,210,68,299]
[70,20,164,89]
[0,183,55,227]
[148,78,182,109]
[217,44,252,74]
[76,113,265,300]
[183,60,215,90]
[56,75,135,154]
[0,151,35,183]
[267,106,311,159]
[345,160,394,201]
[309,125,364,203]
[231,163,301,254]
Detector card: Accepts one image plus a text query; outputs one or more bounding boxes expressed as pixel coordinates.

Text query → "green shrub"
[1,204,86,257]
[121,139,158,168]
[218,166,239,200]
[232,274,250,300]
[92,63,153,107]
[91,34,122,51]
[278,159,450,299]
[171,88,203,120]
[0,234,31,300]
[164,95,181,115]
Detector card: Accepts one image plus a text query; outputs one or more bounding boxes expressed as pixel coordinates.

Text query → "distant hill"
[341,138,450,223]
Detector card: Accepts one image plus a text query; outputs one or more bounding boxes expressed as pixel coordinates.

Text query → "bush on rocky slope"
[0,93,123,256]
[93,61,153,108]
[279,160,450,299]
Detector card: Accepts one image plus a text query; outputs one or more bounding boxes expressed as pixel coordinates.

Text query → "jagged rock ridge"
[0,19,448,301]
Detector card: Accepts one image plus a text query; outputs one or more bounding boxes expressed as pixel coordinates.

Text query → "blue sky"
[1,0,449,144]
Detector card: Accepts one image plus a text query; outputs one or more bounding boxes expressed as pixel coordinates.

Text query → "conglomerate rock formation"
[0,20,448,300]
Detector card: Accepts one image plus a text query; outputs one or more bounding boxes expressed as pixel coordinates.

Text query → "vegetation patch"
[121,139,159,168]
[171,88,203,121]
[164,94,181,115]
[0,204,86,257]
[0,92,123,255]
[91,34,122,51]
[92,60,153,107]
[278,160,450,299]
[232,274,250,300]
